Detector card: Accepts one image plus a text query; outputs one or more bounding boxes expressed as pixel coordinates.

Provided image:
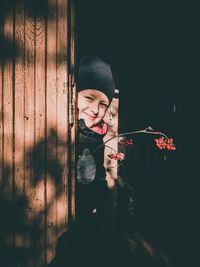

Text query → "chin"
[82,118,94,128]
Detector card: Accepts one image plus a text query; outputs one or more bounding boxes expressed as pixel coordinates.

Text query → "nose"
[90,104,99,116]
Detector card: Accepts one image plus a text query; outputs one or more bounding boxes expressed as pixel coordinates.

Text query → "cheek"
[98,108,107,119]
[77,98,82,109]
[77,94,86,108]
[78,99,87,111]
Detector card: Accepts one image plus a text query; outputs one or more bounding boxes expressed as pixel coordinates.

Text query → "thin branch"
[92,126,169,154]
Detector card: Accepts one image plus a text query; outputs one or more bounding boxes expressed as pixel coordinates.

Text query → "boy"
[47,55,116,267]
[48,56,173,267]
[76,55,115,227]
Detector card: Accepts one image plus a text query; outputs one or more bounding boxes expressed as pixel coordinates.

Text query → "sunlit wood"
[0,0,74,266]
[14,3,26,266]
[57,0,69,229]
[3,1,14,204]
[24,4,37,266]
[68,0,76,223]
[0,38,3,190]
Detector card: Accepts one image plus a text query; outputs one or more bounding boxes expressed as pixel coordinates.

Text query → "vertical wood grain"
[35,1,46,265]
[68,0,76,223]
[14,1,25,266]
[14,0,25,192]
[24,3,37,267]
[0,32,3,191]
[2,0,14,259]
[0,1,75,266]
[56,0,69,232]
[46,0,58,263]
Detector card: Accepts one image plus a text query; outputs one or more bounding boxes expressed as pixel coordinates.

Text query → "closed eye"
[84,96,94,101]
[100,102,109,109]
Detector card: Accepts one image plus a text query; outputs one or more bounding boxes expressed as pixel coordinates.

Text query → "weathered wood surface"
[0,0,74,266]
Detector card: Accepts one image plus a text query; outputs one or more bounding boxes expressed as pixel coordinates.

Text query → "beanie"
[77,55,115,103]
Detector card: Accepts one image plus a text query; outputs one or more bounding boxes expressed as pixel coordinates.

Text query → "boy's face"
[78,89,110,128]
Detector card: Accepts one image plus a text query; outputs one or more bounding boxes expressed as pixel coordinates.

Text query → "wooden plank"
[0,17,4,260]
[0,34,3,191]
[56,0,69,232]
[68,0,76,224]
[2,0,14,201]
[34,1,46,266]
[2,1,15,263]
[46,0,58,264]
[24,4,36,266]
[14,1,26,266]
[14,0,25,196]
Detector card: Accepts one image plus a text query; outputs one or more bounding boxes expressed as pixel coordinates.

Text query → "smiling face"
[78,89,110,128]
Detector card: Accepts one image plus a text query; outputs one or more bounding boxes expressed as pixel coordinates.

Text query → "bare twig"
[92,126,169,154]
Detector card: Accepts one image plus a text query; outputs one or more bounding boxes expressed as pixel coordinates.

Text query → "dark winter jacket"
[77,119,107,183]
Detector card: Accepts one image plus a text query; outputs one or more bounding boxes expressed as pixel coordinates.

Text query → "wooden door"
[0,0,76,266]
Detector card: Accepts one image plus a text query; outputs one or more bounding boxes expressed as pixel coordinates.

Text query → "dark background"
[76,1,198,266]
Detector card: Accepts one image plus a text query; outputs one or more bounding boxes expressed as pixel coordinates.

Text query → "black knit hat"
[77,55,115,103]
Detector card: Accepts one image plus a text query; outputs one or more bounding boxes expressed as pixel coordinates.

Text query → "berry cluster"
[155,137,176,151]
[118,139,133,147]
[108,152,125,161]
